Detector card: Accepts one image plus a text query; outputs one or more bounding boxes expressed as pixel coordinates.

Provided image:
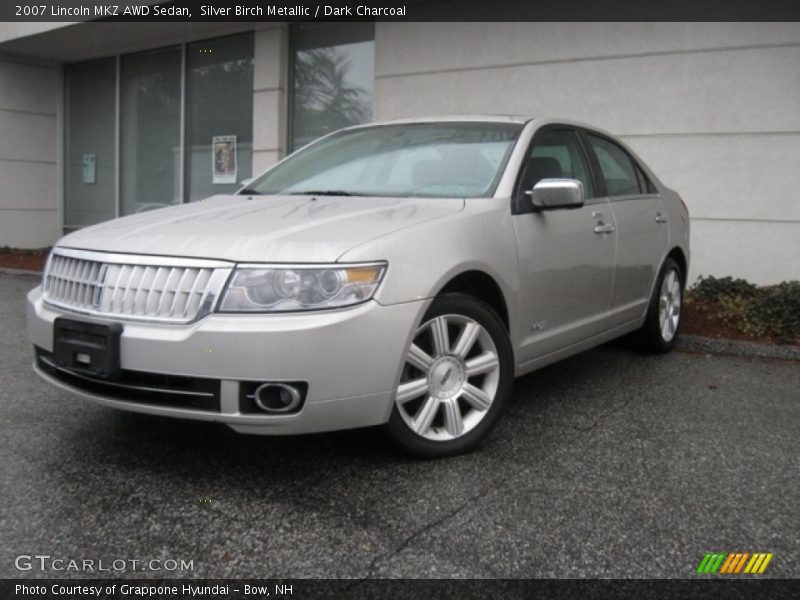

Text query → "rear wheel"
[385,294,513,458]
[638,257,683,354]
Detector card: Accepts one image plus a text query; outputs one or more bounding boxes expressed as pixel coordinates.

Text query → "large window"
[120,47,182,215]
[64,33,254,225]
[186,35,254,202]
[290,23,374,151]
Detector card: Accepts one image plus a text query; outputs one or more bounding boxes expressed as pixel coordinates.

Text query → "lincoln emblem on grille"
[91,264,108,309]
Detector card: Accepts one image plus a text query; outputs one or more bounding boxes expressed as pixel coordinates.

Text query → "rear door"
[512,127,616,365]
[582,132,669,326]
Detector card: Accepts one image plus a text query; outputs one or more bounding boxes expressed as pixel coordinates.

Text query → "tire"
[385,293,514,458]
[638,257,684,354]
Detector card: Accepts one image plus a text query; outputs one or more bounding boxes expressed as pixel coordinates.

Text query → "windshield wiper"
[238,188,262,195]
[288,190,366,197]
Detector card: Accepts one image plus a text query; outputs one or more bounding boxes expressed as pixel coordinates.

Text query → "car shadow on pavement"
[56,341,647,485]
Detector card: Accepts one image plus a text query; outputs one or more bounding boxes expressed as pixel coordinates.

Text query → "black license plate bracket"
[53,318,122,379]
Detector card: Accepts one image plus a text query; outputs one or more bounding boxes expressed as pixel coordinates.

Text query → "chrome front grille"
[43,248,233,323]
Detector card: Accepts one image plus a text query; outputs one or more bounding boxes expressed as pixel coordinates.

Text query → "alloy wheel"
[395,314,501,441]
[658,268,682,342]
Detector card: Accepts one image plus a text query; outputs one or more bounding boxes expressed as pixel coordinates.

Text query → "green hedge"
[0,246,50,255]
[688,276,800,341]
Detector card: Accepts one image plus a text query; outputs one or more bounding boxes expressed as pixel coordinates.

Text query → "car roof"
[340,116,617,137]
[345,115,531,129]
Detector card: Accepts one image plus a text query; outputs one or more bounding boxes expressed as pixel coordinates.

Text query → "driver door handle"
[655,213,668,224]
[594,222,615,234]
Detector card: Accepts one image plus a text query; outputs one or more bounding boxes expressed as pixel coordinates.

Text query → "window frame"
[579,129,660,201]
[511,124,604,215]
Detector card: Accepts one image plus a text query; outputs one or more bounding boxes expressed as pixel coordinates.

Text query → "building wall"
[373,22,800,284]
[1,22,799,285]
[252,24,288,174]
[0,53,61,249]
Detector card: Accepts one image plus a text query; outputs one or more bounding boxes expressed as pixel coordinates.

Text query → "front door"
[512,127,616,366]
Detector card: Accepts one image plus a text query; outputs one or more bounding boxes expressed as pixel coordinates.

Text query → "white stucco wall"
[373,22,800,284]
[252,24,288,174]
[0,54,61,249]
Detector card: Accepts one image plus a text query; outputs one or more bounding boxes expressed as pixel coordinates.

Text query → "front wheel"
[638,257,684,354]
[385,293,513,458]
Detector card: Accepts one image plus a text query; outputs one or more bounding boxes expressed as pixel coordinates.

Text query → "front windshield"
[246,122,523,198]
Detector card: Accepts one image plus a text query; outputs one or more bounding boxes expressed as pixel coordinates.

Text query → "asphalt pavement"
[1,272,798,579]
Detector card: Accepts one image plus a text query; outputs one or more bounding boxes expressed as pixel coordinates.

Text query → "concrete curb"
[0,267,41,278]
[679,334,800,362]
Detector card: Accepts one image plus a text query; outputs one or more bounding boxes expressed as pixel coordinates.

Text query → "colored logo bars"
[696,552,773,575]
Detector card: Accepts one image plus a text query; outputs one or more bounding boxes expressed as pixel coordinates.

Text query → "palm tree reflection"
[293,47,371,149]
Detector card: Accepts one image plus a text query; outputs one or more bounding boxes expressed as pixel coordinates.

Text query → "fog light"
[253,383,303,413]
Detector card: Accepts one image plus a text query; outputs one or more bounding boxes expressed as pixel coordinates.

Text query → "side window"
[519,129,594,200]
[634,163,656,194]
[586,134,643,197]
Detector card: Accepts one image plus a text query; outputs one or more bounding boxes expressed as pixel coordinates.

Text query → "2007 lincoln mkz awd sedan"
[28,117,689,457]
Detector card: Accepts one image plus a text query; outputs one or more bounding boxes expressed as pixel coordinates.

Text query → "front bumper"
[27,286,427,434]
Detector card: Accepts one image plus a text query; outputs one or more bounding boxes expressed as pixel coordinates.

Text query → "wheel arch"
[435,269,510,332]
[666,246,688,284]
[642,245,689,326]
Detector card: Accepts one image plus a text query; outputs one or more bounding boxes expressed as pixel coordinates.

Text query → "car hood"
[58,195,465,263]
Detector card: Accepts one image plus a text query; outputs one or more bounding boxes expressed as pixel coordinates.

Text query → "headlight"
[218,263,387,312]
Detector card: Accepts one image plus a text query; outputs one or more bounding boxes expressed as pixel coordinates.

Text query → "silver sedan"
[27,117,690,457]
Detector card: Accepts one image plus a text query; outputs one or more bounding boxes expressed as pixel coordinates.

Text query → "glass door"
[119,46,182,215]
[185,34,254,202]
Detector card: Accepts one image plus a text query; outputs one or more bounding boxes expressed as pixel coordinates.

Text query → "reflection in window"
[290,23,374,151]
[120,47,182,215]
[250,123,521,198]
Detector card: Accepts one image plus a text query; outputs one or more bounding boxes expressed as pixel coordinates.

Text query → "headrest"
[528,157,563,181]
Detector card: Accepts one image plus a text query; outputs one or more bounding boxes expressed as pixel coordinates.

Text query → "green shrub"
[749,282,800,340]
[690,276,759,302]
[0,246,50,256]
[688,276,800,342]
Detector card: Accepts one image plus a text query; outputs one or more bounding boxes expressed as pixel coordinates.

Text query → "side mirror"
[526,178,585,210]
[238,177,255,188]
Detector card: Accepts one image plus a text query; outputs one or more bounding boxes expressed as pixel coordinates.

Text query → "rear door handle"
[594,222,615,234]
[655,213,668,224]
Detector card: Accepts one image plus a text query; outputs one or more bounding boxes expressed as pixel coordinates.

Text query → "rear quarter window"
[586,134,645,197]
